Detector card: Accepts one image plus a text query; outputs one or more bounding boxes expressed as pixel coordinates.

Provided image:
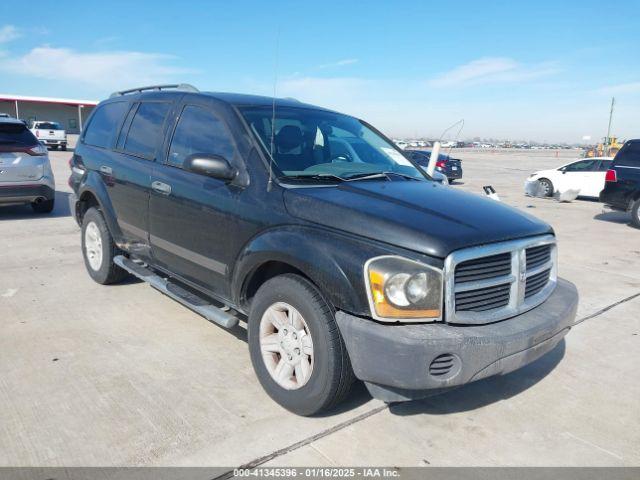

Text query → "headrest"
[276,125,303,151]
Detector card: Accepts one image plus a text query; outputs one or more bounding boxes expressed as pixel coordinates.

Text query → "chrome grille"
[525,268,551,298]
[445,235,557,324]
[455,252,512,283]
[526,244,551,271]
[455,283,511,312]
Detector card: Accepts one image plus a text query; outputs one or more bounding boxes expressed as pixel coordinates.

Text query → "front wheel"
[248,274,354,416]
[538,178,554,197]
[631,198,640,229]
[81,207,129,284]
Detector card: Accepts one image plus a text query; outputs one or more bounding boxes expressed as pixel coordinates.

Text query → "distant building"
[0,94,98,134]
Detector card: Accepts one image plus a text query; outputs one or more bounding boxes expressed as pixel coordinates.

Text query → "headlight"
[365,256,443,322]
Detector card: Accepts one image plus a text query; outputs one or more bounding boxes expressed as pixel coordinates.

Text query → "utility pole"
[604,97,615,157]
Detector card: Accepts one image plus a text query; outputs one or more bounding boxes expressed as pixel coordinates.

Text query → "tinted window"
[35,122,62,130]
[241,106,423,180]
[597,160,613,171]
[124,102,171,159]
[83,102,128,149]
[614,142,640,167]
[563,160,596,172]
[167,105,235,168]
[0,122,38,146]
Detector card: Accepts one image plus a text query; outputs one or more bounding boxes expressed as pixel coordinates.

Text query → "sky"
[0,0,638,143]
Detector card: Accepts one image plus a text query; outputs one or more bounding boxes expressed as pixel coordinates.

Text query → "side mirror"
[184,154,237,182]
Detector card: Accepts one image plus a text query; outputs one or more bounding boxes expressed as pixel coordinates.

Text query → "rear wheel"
[81,207,129,284]
[631,198,640,229]
[248,274,354,416]
[538,178,554,197]
[61,144,67,151]
[31,199,54,213]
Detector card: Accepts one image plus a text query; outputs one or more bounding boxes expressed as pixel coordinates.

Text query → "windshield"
[240,106,428,182]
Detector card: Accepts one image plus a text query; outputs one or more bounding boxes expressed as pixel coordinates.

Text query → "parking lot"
[0,146,638,468]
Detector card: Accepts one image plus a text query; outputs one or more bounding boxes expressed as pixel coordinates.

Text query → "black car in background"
[600,139,640,228]
[404,149,463,181]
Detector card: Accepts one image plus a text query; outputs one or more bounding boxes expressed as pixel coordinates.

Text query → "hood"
[284,180,553,258]
[531,169,556,179]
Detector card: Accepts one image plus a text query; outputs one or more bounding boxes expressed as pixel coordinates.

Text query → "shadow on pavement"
[388,339,566,416]
[593,211,631,225]
[0,191,72,220]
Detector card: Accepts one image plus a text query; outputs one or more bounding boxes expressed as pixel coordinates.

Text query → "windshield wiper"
[280,174,347,183]
[345,171,423,182]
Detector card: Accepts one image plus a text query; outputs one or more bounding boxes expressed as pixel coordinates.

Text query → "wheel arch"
[232,227,377,316]
[76,173,123,242]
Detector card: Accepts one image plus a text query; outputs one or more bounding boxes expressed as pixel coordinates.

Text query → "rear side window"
[563,160,597,172]
[167,105,235,168]
[83,102,128,149]
[614,142,640,167]
[0,122,38,146]
[597,160,613,171]
[123,102,171,159]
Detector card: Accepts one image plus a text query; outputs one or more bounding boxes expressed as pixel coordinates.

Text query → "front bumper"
[336,278,578,402]
[0,183,55,205]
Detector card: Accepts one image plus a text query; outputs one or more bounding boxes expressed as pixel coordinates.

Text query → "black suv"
[404,149,463,181]
[600,139,640,228]
[69,84,578,415]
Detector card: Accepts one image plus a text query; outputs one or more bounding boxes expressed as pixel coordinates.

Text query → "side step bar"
[113,255,239,329]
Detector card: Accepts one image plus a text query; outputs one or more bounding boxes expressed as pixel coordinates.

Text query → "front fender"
[231,226,393,316]
[77,171,124,243]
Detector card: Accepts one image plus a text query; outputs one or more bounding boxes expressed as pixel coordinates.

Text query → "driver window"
[168,105,235,169]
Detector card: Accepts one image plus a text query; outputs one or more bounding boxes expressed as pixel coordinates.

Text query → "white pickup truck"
[30,121,67,150]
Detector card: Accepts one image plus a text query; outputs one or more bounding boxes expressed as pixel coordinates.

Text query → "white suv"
[0,117,56,213]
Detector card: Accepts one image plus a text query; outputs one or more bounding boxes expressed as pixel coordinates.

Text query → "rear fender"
[77,171,124,243]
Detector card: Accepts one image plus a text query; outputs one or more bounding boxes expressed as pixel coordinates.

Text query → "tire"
[61,144,67,151]
[31,198,54,213]
[538,178,554,197]
[631,198,640,229]
[81,207,129,284]
[248,274,355,416]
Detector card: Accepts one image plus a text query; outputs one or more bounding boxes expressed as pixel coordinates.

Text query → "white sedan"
[525,157,613,198]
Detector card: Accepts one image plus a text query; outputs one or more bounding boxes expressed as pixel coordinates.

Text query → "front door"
[149,98,241,299]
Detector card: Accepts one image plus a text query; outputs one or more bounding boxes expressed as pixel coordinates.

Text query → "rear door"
[149,96,241,298]
[111,100,174,255]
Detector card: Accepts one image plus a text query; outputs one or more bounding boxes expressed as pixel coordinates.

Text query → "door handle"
[99,165,112,175]
[151,181,172,195]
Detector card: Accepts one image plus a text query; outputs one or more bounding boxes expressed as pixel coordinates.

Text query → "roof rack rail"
[109,84,199,98]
